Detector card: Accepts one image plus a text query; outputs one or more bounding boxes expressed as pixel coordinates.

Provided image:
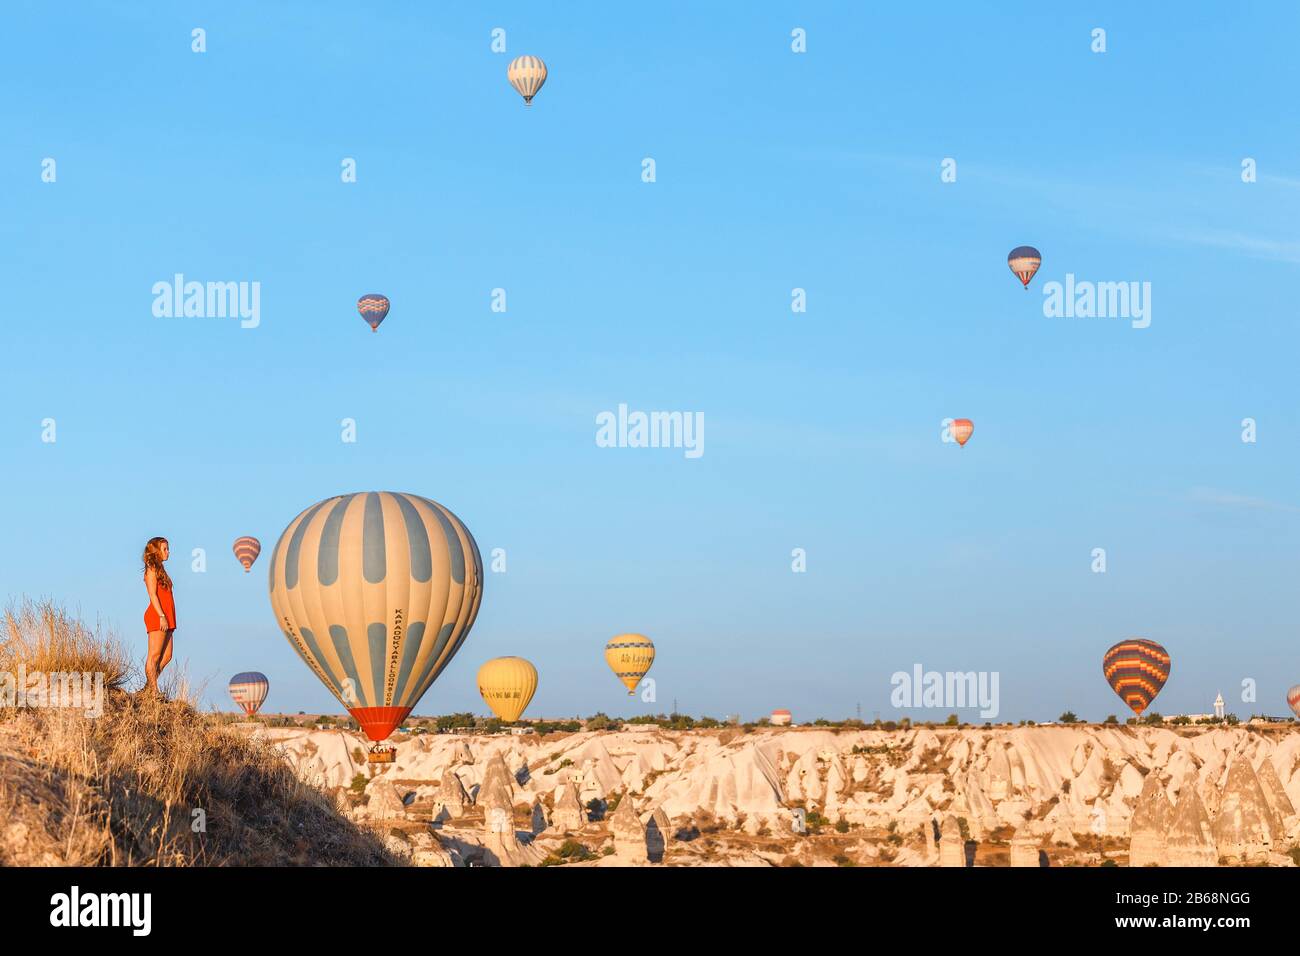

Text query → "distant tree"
[835,818,850,834]
[585,712,614,732]
[945,714,959,726]
[1225,713,1240,726]
[349,773,367,794]
[1059,711,1079,724]
[1103,714,1118,725]
[1142,712,1164,725]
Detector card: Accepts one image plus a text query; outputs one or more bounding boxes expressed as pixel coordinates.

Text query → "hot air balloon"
[507,55,547,105]
[267,492,483,761]
[1287,685,1300,720]
[357,294,390,332]
[1007,246,1041,289]
[232,535,261,572]
[1102,639,1170,717]
[951,419,974,447]
[228,671,269,717]
[477,657,538,723]
[605,634,654,696]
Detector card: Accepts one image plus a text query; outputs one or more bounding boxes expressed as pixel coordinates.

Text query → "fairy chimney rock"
[939,815,966,867]
[1128,772,1172,867]
[1212,759,1276,863]
[1166,780,1218,866]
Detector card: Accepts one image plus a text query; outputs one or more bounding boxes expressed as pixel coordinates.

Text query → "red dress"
[144,576,177,632]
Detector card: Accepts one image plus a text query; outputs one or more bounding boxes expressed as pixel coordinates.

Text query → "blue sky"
[3,2,1298,722]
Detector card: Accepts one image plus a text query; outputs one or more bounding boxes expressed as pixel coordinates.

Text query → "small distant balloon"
[951,419,974,447]
[1102,638,1171,716]
[229,671,269,717]
[605,633,654,696]
[357,294,390,332]
[232,536,261,572]
[478,657,538,722]
[508,55,547,105]
[1287,685,1300,720]
[1007,246,1041,289]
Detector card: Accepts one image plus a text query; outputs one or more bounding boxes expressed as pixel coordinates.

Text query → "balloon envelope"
[1102,638,1170,716]
[267,492,484,742]
[1007,246,1041,288]
[229,671,269,716]
[507,55,547,104]
[477,657,538,722]
[357,294,390,332]
[951,419,974,447]
[605,633,654,695]
[233,535,261,572]
[1288,685,1300,720]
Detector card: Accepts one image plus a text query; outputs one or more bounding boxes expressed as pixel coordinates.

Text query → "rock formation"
[1128,772,1172,867]
[1213,758,1279,863]
[939,815,965,867]
[434,770,470,822]
[1255,757,1295,825]
[1009,828,1043,867]
[362,779,406,821]
[609,795,648,862]
[1165,778,1217,866]
[551,783,587,832]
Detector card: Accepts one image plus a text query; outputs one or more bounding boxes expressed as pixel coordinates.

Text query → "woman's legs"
[158,630,174,674]
[145,629,166,691]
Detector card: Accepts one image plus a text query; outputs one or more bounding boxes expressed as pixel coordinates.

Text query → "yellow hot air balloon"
[477,657,538,723]
[507,55,547,105]
[267,492,483,759]
[605,633,654,695]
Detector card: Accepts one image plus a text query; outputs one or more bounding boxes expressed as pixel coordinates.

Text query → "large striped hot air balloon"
[507,55,547,105]
[267,492,483,754]
[605,633,654,696]
[1102,639,1171,716]
[1287,685,1300,720]
[1007,246,1042,289]
[357,294,390,332]
[232,536,261,572]
[228,671,269,716]
[951,419,974,447]
[477,657,538,723]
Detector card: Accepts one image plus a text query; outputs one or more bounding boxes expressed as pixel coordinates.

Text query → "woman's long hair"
[142,537,173,590]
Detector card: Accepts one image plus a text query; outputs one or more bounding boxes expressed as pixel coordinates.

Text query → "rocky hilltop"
[265,724,1300,867]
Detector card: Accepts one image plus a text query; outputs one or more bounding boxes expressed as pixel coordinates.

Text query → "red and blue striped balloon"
[357,294,390,332]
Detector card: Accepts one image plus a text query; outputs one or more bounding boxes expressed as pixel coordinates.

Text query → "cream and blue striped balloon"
[267,492,483,742]
[507,55,547,105]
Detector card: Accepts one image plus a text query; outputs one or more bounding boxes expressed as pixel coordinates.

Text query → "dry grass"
[0,599,397,866]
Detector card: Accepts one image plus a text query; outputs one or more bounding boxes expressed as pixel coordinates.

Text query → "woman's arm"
[145,567,170,629]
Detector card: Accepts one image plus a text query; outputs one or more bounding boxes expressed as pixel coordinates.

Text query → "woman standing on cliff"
[142,536,177,695]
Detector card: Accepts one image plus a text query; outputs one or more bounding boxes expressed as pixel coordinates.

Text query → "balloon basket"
[367,746,396,765]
